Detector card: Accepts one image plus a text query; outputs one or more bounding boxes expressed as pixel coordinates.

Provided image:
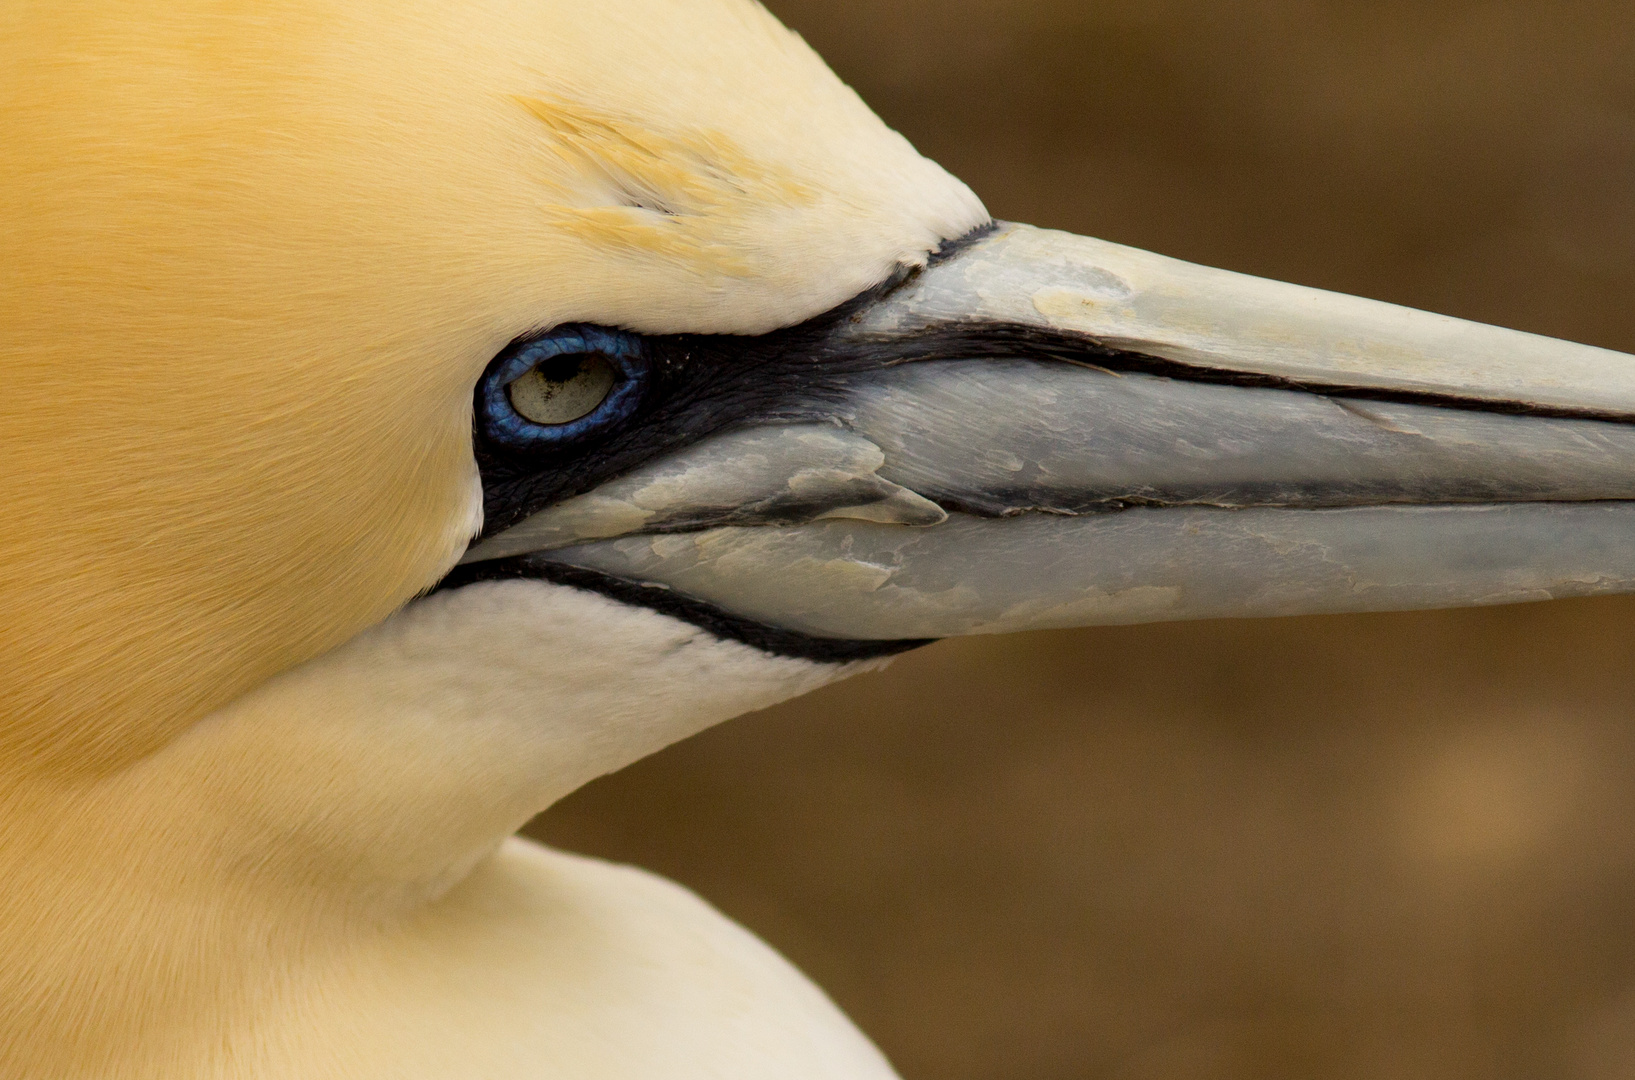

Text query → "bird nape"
[3,1,1634,1078]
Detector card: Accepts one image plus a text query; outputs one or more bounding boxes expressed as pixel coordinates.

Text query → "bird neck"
[0,581,861,1077]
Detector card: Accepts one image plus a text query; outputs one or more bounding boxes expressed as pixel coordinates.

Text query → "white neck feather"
[0,581,871,1076]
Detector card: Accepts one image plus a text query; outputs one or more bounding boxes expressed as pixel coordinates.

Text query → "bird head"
[2,0,979,772]
[6,0,1635,896]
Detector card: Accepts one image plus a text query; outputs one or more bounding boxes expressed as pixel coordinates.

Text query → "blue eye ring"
[480,325,647,448]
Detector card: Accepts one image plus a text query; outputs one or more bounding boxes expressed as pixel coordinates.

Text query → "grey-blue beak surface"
[462,223,1635,641]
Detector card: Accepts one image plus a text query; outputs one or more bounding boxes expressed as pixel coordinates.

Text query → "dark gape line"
[453,219,1635,657]
[434,558,935,663]
[469,225,998,539]
[911,321,1635,425]
[472,288,1635,541]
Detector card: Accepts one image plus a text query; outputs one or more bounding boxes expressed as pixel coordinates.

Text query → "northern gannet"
[5,2,1635,1078]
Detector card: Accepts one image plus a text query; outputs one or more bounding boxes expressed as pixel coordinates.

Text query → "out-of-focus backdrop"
[529,3,1635,1077]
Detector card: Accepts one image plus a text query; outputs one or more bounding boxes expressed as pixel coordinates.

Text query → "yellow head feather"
[0,0,985,771]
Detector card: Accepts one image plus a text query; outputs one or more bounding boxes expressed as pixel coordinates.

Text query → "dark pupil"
[535,355,590,384]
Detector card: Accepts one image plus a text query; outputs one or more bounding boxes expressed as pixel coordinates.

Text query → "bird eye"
[508,354,617,425]
[479,326,647,447]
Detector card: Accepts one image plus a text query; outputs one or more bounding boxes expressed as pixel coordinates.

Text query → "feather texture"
[0,0,984,770]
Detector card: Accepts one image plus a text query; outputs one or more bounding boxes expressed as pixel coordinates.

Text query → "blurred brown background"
[529,3,1635,1078]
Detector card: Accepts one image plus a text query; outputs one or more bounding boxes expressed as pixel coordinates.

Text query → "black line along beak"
[453,222,1635,642]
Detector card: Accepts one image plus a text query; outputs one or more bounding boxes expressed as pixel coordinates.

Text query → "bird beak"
[457,222,1635,643]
